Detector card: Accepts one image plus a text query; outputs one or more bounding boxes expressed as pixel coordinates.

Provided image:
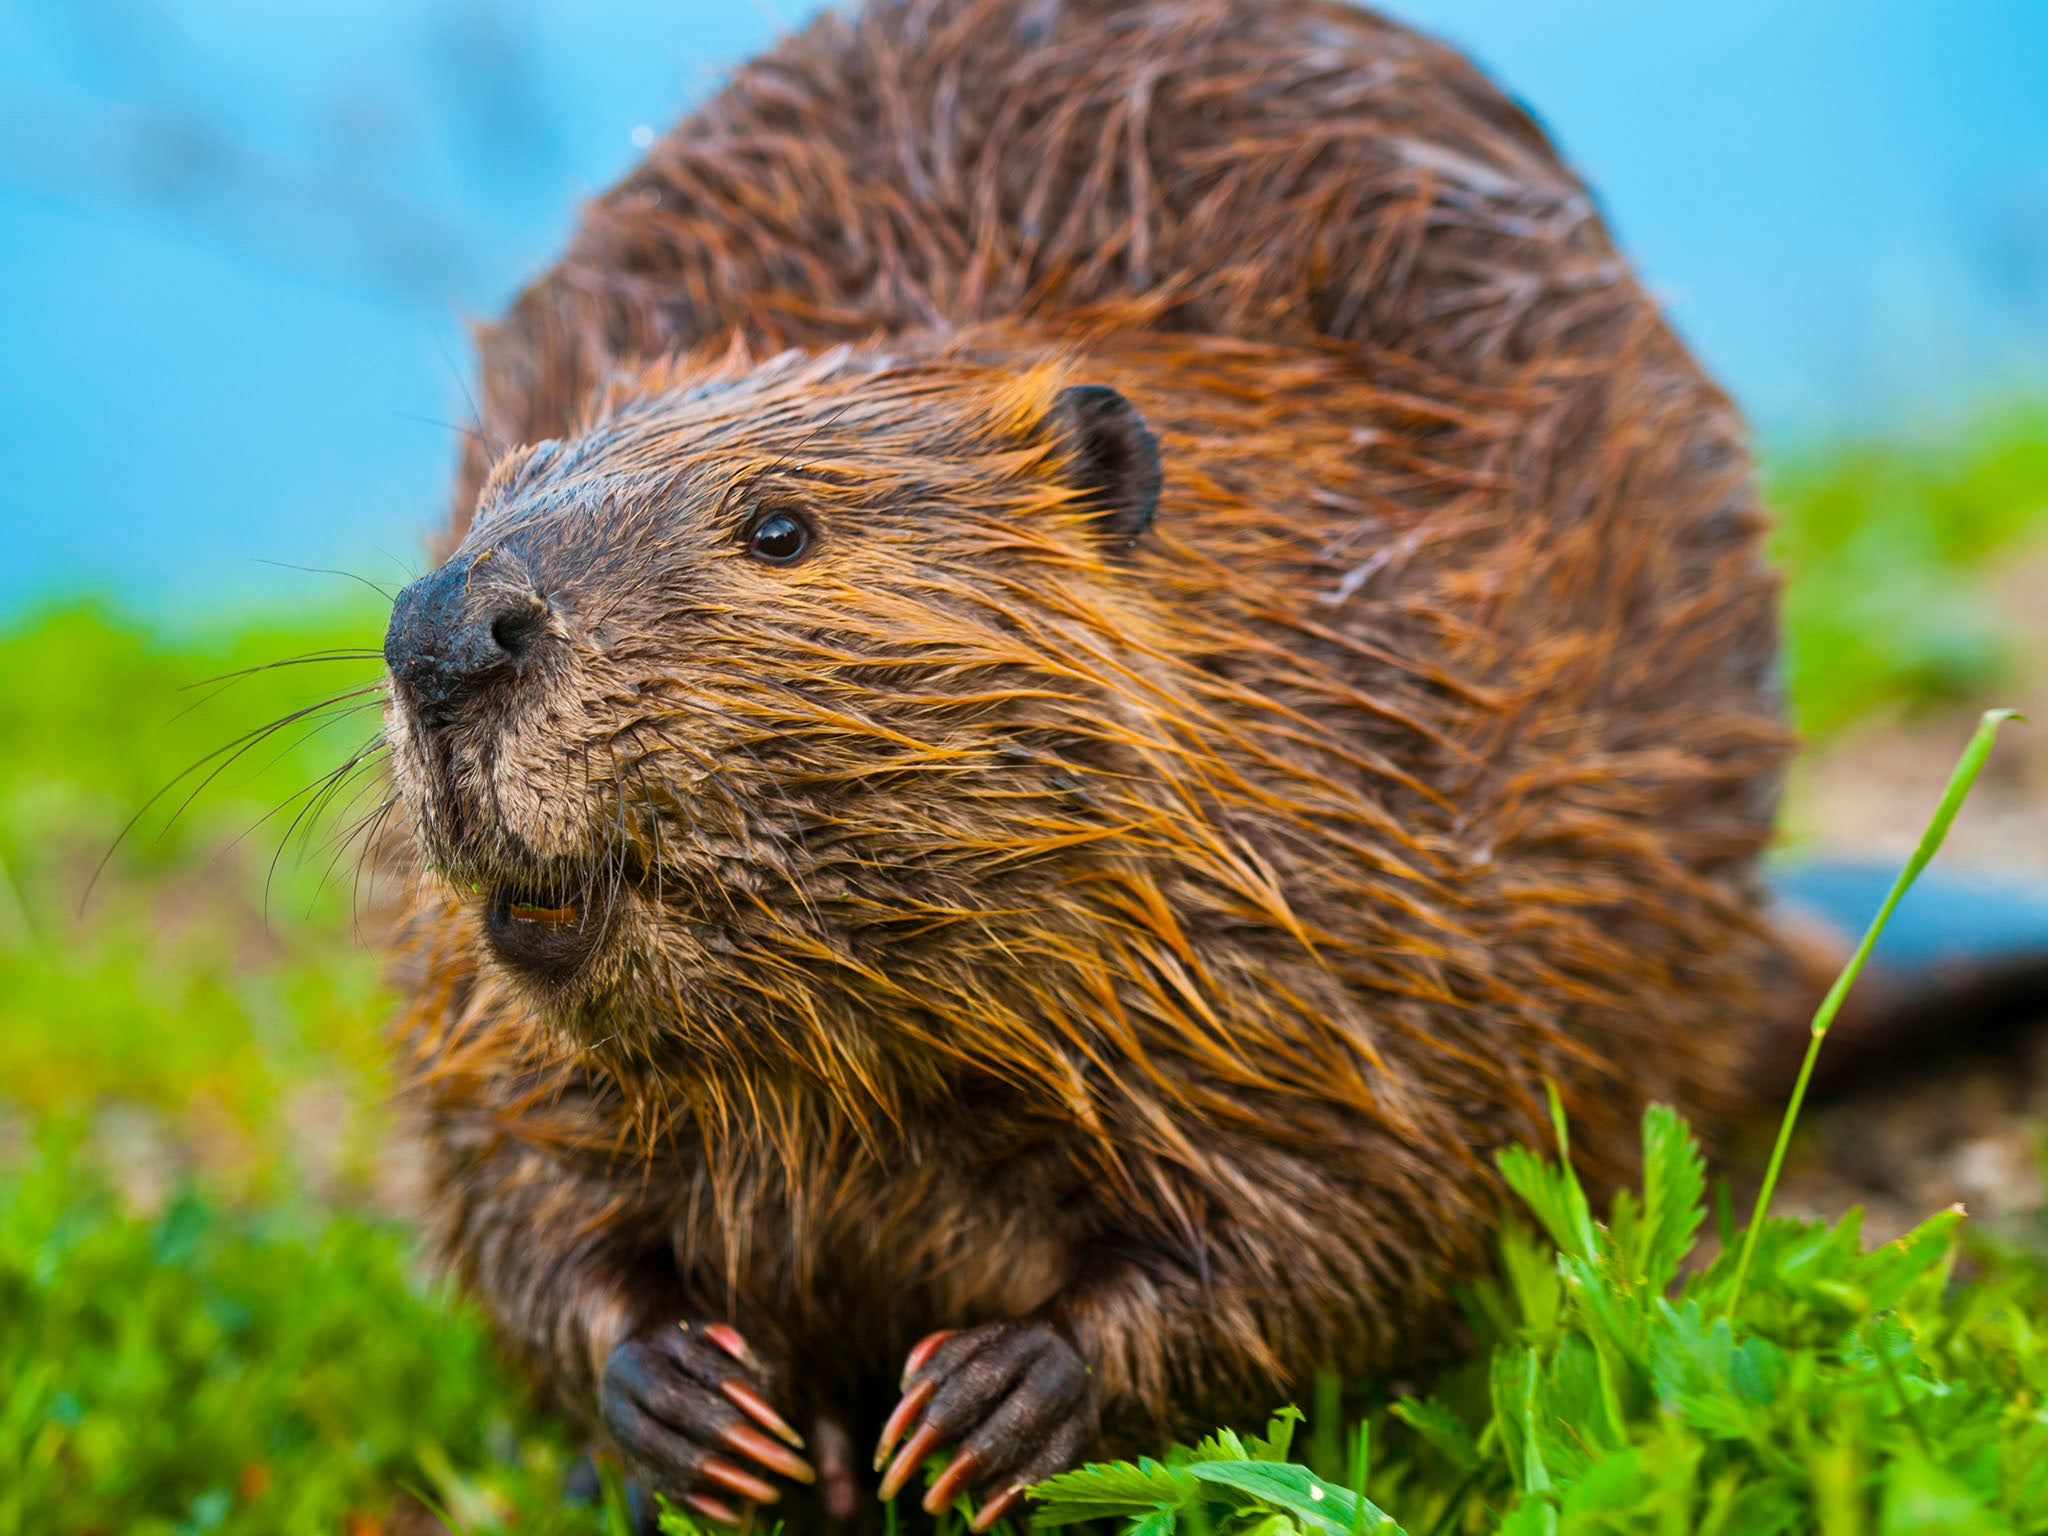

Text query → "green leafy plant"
[1031,1409,1402,1536]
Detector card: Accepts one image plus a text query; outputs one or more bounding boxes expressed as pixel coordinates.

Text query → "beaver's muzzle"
[384,547,550,729]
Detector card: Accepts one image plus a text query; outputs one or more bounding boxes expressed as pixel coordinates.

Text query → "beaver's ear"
[1044,384,1162,548]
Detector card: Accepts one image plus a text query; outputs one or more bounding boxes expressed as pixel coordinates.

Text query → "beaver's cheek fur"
[385,690,599,876]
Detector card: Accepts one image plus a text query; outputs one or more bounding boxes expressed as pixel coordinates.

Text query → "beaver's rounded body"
[383,0,1786,1524]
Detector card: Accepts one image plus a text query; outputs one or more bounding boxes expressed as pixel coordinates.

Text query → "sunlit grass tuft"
[1768,399,2048,737]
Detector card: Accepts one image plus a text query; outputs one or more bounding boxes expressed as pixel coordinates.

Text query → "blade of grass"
[1724,706,2022,1317]
[1348,1419,1372,1536]
[1312,1368,1344,1480]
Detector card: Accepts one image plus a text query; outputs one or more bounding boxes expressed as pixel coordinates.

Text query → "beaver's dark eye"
[746,510,811,565]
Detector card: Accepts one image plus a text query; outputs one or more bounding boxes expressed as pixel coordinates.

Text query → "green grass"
[1,1125,589,1534]
[0,602,395,1198]
[1,399,2045,1531]
[1768,398,2048,737]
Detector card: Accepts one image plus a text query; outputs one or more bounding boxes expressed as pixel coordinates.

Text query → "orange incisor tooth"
[508,901,578,924]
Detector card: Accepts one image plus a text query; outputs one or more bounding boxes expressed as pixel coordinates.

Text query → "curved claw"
[875,1376,936,1468]
[600,1321,810,1514]
[971,1482,1030,1532]
[701,1455,781,1505]
[923,1449,982,1515]
[901,1328,953,1388]
[875,1319,1096,1518]
[703,1323,765,1374]
[683,1491,743,1527]
[723,1421,816,1483]
[878,1419,948,1502]
[723,1379,806,1449]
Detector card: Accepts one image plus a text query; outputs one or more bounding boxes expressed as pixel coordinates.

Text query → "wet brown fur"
[384,0,1788,1497]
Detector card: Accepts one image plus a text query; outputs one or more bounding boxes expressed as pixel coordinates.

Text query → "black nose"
[384,549,549,725]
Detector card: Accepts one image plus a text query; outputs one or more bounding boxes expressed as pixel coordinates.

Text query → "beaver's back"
[454,0,1674,530]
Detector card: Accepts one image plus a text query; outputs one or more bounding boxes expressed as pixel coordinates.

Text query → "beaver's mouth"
[482,873,616,988]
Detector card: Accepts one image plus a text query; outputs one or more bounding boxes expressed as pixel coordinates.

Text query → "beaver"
[378,0,1787,1526]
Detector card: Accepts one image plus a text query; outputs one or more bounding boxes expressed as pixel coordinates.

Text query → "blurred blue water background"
[2,0,2044,617]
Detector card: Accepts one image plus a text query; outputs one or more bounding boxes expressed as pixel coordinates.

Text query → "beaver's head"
[383,343,1172,1058]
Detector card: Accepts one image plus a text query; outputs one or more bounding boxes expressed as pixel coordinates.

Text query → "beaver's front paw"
[600,1321,816,1524]
[875,1320,1097,1530]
